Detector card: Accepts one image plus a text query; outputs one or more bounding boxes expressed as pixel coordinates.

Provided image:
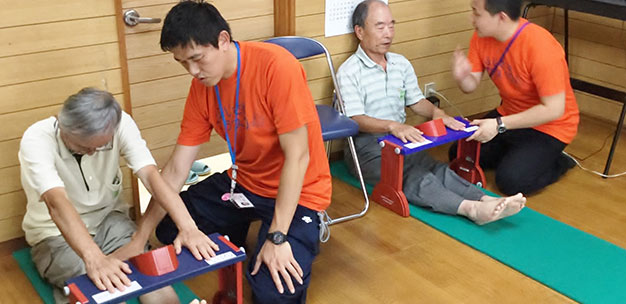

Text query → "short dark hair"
[352,0,384,29]
[160,0,232,51]
[484,0,522,20]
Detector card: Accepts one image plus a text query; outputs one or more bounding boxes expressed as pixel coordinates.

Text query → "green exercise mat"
[330,161,626,304]
[12,247,198,304]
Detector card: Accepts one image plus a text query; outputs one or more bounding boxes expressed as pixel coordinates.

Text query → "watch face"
[268,232,287,244]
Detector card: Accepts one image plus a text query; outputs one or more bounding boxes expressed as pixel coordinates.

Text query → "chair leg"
[326,139,333,160]
[326,136,370,225]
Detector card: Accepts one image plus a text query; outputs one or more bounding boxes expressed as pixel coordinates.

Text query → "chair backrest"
[264,36,348,116]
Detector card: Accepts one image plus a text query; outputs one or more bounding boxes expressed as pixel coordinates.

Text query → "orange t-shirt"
[468,18,579,144]
[177,41,331,211]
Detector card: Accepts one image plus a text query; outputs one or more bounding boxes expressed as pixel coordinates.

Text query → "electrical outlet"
[424,82,436,97]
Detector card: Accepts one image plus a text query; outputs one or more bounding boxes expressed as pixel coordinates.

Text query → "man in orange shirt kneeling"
[451,0,580,195]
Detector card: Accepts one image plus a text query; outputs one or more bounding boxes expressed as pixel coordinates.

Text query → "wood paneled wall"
[549,9,626,124]
[0,1,127,242]
[0,0,275,242]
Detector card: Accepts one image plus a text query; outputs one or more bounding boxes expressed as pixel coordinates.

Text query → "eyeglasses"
[55,120,114,154]
[95,139,114,151]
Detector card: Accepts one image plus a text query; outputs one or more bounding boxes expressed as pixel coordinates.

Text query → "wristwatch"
[496,116,507,134]
[266,231,288,245]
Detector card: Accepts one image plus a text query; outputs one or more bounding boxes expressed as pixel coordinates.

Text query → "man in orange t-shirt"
[138,2,331,303]
[451,0,579,195]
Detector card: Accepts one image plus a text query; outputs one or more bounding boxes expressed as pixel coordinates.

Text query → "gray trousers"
[345,134,485,215]
[31,211,136,304]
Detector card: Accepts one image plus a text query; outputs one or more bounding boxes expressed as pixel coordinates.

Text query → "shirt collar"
[355,44,393,69]
[54,119,75,160]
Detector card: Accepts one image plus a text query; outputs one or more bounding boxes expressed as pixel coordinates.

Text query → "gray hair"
[351,0,386,29]
[58,88,122,138]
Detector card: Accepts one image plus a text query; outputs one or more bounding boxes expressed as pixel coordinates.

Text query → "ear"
[354,25,364,41]
[217,30,231,50]
[498,11,510,22]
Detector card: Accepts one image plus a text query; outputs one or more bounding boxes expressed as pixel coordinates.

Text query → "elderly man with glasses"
[19,88,217,304]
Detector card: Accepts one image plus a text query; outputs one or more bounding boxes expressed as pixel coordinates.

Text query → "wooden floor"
[2,114,626,303]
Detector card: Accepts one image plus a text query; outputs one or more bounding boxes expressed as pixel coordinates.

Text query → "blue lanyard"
[489,21,530,77]
[215,41,241,197]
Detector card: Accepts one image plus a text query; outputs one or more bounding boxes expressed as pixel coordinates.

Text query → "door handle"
[123,9,161,26]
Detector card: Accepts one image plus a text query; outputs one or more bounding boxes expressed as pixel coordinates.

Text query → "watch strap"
[496,116,506,133]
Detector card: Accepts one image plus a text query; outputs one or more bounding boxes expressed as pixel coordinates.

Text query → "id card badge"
[231,193,254,208]
[222,192,254,209]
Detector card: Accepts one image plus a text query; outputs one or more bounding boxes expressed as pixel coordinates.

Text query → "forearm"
[409,99,439,119]
[132,197,169,242]
[454,69,483,94]
[351,115,402,134]
[136,162,198,239]
[501,93,565,130]
[43,189,103,261]
[458,76,479,93]
[271,152,308,234]
[272,127,310,234]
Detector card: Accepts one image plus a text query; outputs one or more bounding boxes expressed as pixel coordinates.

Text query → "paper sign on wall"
[325,0,389,37]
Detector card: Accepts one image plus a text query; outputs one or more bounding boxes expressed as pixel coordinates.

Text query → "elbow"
[548,104,565,121]
[456,77,478,94]
[460,87,474,94]
[300,149,310,170]
[294,146,310,175]
[41,190,62,219]
[552,110,564,121]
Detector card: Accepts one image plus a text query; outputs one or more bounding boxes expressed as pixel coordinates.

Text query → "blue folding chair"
[265,36,369,226]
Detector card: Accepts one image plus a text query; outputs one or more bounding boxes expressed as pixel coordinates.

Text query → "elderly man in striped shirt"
[337,0,525,225]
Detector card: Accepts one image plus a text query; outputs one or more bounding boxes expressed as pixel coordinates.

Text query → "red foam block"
[129,244,179,276]
[66,283,88,304]
[416,118,447,137]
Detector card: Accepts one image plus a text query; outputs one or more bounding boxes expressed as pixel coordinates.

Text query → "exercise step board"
[65,233,246,304]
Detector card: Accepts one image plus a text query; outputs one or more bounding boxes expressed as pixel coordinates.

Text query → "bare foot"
[471,198,508,225]
[481,193,525,217]
[501,193,526,217]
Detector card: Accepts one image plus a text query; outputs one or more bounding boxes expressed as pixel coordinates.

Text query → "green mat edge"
[330,161,626,304]
[12,247,198,304]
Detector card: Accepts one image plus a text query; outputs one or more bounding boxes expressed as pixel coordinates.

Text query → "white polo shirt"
[19,112,156,246]
[337,44,425,123]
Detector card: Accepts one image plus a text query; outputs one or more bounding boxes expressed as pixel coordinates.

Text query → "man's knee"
[101,212,136,239]
[246,269,308,304]
[495,169,534,195]
[32,239,85,288]
[252,291,306,304]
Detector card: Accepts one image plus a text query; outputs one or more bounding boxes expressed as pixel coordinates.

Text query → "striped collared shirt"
[337,44,425,124]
